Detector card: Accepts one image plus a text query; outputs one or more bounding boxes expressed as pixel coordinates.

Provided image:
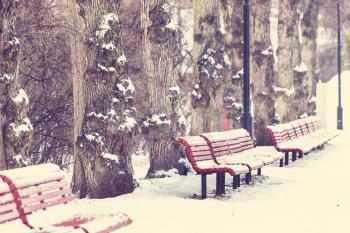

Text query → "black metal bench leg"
[298,152,303,158]
[245,172,251,185]
[201,174,207,199]
[257,168,262,176]
[233,174,241,189]
[284,152,289,166]
[292,152,297,162]
[221,173,226,194]
[216,173,221,195]
[279,158,284,167]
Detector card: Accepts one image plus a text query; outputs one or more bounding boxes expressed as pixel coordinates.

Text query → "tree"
[119,0,187,177]
[301,0,321,116]
[191,0,243,135]
[251,0,276,145]
[67,0,137,198]
[0,0,33,169]
[17,0,73,168]
[276,0,306,122]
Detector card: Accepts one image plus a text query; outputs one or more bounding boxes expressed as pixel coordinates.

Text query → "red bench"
[178,129,283,199]
[0,164,132,233]
[177,136,250,199]
[267,116,341,165]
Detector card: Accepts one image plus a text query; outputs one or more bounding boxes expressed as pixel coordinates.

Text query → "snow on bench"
[178,129,283,199]
[0,164,132,233]
[177,136,250,199]
[267,116,341,165]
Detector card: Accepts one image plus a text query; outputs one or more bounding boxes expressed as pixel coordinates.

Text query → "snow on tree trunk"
[68,0,137,198]
[301,0,320,116]
[276,0,306,122]
[0,0,33,170]
[251,0,276,145]
[191,0,242,135]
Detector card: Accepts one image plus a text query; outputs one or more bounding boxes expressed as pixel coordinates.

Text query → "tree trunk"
[0,0,33,169]
[140,0,186,177]
[68,0,137,198]
[191,0,242,135]
[301,0,320,116]
[251,0,276,145]
[276,0,305,122]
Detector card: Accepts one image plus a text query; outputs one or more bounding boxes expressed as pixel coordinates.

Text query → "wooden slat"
[23,195,73,215]
[0,183,11,195]
[9,174,65,190]
[0,202,18,214]
[18,179,69,198]
[0,192,14,205]
[190,145,211,152]
[194,155,213,162]
[192,151,212,157]
[0,209,20,223]
[20,187,71,206]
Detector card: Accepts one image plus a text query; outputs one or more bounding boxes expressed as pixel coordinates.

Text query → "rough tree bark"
[119,0,186,177]
[191,0,242,135]
[0,0,33,169]
[276,0,306,122]
[67,0,137,198]
[140,0,186,177]
[251,0,276,145]
[301,0,320,116]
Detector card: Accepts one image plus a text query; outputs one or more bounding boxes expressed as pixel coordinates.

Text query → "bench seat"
[267,116,341,164]
[201,129,282,170]
[0,164,132,233]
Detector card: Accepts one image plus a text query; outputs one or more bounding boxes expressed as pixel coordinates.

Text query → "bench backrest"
[290,120,306,138]
[0,164,73,224]
[177,136,215,172]
[266,124,291,148]
[201,129,254,159]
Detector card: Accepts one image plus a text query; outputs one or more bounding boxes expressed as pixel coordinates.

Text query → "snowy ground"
[3,132,349,233]
[94,132,349,233]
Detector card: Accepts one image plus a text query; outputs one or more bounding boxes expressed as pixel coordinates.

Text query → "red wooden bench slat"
[0,193,14,205]
[18,180,69,198]
[0,202,18,214]
[22,195,74,216]
[0,209,20,223]
[7,174,65,190]
[20,187,71,207]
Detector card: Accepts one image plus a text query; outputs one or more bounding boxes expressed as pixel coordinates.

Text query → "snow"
[116,78,135,96]
[97,63,116,73]
[261,46,273,56]
[273,85,295,97]
[118,115,137,132]
[12,88,29,105]
[10,117,33,137]
[4,134,349,233]
[96,13,119,39]
[101,42,116,51]
[102,152,119,164]
[317,70,350,130]
[293,62,308,73]
[232,69,244,80]
[117,54,127,65]
[168,85,180,94]
[0,73,14,83]
[142,113,171,128]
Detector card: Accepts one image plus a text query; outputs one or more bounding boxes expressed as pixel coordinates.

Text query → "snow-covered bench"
[178,129,283,199]
[202,129,284,170]
[177,136,250,199]
[0,164,132,233]
[266,116,341,165]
